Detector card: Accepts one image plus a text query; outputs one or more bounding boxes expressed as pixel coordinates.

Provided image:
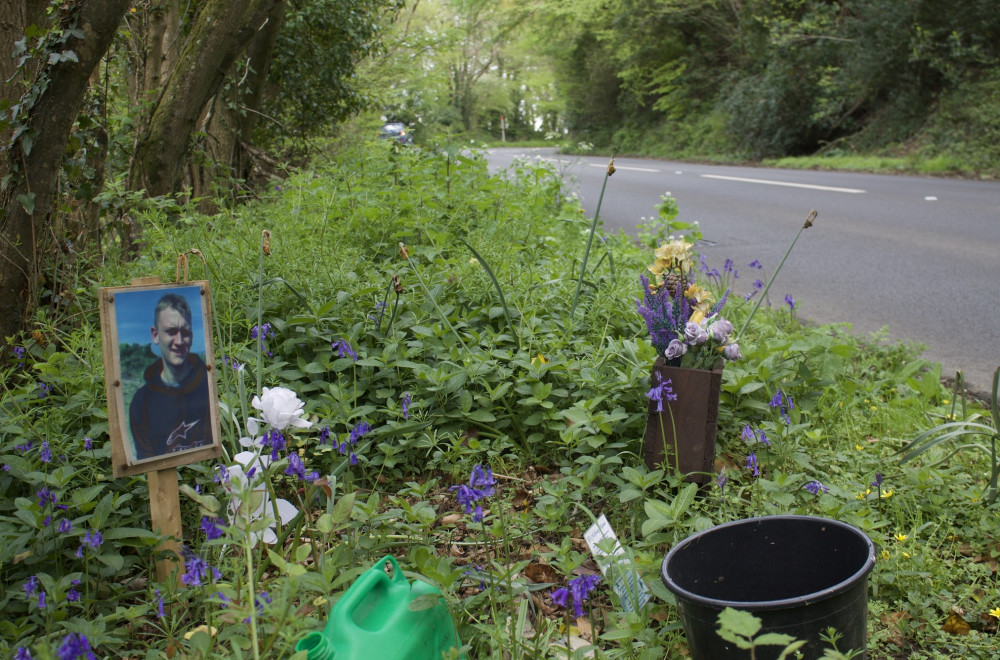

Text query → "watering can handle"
[335,555,406,615]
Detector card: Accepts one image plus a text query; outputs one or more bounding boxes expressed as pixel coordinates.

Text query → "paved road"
[487,147,1000,396]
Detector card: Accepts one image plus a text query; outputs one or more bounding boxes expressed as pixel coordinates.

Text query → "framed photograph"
[99,280,222,477]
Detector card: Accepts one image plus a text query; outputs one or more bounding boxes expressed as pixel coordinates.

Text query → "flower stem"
[735,210,816,341]
[570,156,615,319]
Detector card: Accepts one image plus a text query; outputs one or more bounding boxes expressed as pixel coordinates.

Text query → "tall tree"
[0,0,131,342]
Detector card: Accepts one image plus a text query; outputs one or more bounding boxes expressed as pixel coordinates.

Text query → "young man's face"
[151,307,193,368]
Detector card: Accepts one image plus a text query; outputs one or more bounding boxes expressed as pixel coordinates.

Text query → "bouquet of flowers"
[636,239,741,370]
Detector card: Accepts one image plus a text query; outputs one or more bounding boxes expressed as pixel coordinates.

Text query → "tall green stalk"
[569,157,615,318]
[735,210,816,341]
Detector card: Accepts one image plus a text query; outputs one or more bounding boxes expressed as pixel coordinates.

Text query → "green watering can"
[295,555,462,660]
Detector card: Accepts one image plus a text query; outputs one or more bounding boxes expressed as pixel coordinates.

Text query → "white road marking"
[924,196,938,201]
[700,174,866,194]
[588,163,661,173]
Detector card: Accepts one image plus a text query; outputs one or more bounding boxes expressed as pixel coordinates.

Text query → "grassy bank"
[2,139,998,658]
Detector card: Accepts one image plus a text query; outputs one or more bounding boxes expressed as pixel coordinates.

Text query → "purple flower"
[717,470,727,493]
[40,441,52,463]
[349,421,371,444]
[647,377,678,413]
[722,343,741,361]
[709,318,734,343]
[784,294,796,310]
[805,480,829,495]
[450,465,496,522]
[349,452,358,466]
[664,338,687,361]
[14,646,32,660]
[214,463,231,484]
[871,473,883,488]
[256,591,272,614]
[262,428,286,460]
[181,549,211,586]
[748,259,762,269]
[83,437,93,450]
[285,453,320,482]
[37,487,57,507]
[684,321,709,345]
[552,575,601,618]
[37,590,46,608]
[319,426,331,445]
[37,381,51,398]
[401,392,411,420]
[200,516,226,540]
[58,518,73,534]
[155,588,165,618]
[76,529,103,557]
[23,575,39,598]
[746,453,760,477]
[66,588,80,602]
[16,440,33,454]
[333,338,358,362]
[56,632,95,660]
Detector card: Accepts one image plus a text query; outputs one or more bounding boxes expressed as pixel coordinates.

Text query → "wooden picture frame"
[99,280,222,477]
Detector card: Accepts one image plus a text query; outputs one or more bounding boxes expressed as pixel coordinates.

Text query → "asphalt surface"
[487,148,1000,397]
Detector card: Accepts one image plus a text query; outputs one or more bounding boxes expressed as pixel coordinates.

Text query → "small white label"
[584,515,651,612]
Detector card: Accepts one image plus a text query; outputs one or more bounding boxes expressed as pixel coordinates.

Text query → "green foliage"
[4,139,1000,657]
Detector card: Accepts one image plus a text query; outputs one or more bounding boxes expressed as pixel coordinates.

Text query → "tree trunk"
[131,0,282,198]
[0,0,130,341]
[188,0,286,206]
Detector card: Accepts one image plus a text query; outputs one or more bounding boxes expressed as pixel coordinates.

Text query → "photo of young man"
[128,292,213,460]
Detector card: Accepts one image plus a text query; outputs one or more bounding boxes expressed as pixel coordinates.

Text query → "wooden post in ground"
[148,467,184,583]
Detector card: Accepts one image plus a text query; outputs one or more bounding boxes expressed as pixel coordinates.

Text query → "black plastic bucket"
[661,515,876,660]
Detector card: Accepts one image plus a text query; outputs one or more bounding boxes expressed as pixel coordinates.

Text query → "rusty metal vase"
[643,356,723,484]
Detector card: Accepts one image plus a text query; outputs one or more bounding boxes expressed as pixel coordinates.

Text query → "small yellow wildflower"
[856,488,871,500]
[531,353,549,366]
[989,607,1000,619]
[880,489,894,499]
[895,533,907,542]
[855,443,864,451]
[881,550,891,560]
[902,551,911,558]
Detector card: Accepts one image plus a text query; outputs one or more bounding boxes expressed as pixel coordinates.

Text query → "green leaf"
[17,192,35,214]
[408,593,443,612]
[718,607,762,639]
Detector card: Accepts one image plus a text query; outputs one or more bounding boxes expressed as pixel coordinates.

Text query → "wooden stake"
[148,467,184,584]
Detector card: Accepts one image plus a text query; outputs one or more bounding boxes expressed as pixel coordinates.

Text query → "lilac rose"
[709,318,734,343]
[665,339,688,360]
[684,321,709,345]
[723,343,742,361]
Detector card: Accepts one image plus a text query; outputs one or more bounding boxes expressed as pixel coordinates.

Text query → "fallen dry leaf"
[523,563,559,584]
[941,611,971,635]
[440,513,463,525]
[512,488,534,511]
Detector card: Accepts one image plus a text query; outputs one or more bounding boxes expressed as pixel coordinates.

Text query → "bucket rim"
[661,515,876,611]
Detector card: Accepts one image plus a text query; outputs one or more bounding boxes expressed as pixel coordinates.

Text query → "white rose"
[250,386,311,431]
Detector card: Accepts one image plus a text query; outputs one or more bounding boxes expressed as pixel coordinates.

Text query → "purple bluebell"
[647,377,678,413]
[23,575,39,599]
[59,518,73,534]
[262,428,286,460]
[551,574,601,618]
[285,453,320,482]
[333,338,358,362]
[805,480,829,495]
[717,470,727,493]
[14,646,32,660]
[155,588,165,618]
[748,259,762,269]
[181,549,211,586]
[83,437,93,450]
[401,392,411,419]
[40,441,52,463]
[56,632,95,660]
[66,588,80,602]
[349,421,371,444]
[37,487,57,507]
[319,425,331,445]
[450,464,496,523]
[200,516,226,540]
[746,453,760,477]
[784,294,796,310]
[871,473,883,488]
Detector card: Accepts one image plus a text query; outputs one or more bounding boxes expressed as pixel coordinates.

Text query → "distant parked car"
[378,122,414,145]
